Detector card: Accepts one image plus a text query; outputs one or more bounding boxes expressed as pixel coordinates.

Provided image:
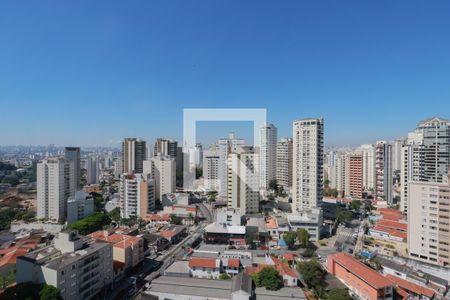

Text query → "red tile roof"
[227,258,240,268]
[159,231,177,238]
[279,253,298,262]
[329,253,392,289]
[89,231,142,249]
[145,213,170,222]
[189,257,218,269]
[376,220,407,231]
[372,226,408,240]
[386,274,434,298]
[0,247,30,267]
[270,257,297,278]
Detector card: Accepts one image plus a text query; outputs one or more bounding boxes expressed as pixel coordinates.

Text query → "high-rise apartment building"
[227,146,259,215]
[391,139,403,172]
[203,146,220,191]
[86,155,99,185]
[358,144,375,191]
[292,118,324,212]
[348,154,363,199]
[416,117,450,182]
[122,138,146,174]
[217,133,246,199]
[259,123,277,190]
[154,138,178,158]
[37,158,74,222]
[375,141,393,204]
[64,147,81,190]
[408,178,450,267]
[401,117,449,214]
[119,173,155,219]
[400,132,423,214]
[276,138,293,190]
[330,153,347,197]
[146,156,176,201]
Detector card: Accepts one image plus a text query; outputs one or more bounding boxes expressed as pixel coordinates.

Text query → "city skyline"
[1,1,450,146]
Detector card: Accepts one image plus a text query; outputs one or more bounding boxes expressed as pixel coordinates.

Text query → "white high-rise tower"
[259,123,277,190]
[292,118,324,212]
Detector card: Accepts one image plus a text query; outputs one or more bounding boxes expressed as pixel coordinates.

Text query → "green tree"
[268,179,279,192]
[219,273,231,280]
[253,266,283,291]
[349,200,361,210]
[169,214,182,225]
[68,212,111,235]
[327,288,351,300]
[108,207,121,223]
[336,208,352,225]
[39,284,62,300]
[90,192,104,211]
[297,228,309,248]
[297,259,326,289]
[0,282,41,300]
[283,231,297,249]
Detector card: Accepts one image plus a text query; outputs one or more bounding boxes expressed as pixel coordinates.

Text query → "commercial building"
[259,122,277,190]
[292,118,324,212]
[276,138,293,190]
[408,180,450,267]
[145,272,253,300]
[16,231,114,300]
[204,209,246,247]
[119,173,155,219]
[227,146,260,215]
[286,208,323,241]
[37,157,75,222]
[327,252,393,300]
[122,138,146,173]
[67,191,94,224]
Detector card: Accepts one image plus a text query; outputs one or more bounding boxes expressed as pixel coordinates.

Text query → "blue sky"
[0,1,449,147]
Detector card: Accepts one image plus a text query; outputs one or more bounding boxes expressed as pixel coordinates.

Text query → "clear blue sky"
[1,1,449,147]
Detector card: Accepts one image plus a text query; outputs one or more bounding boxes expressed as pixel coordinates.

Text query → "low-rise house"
[188,257,221,279]
[158,225,187,244]
[144,213,170,226]
[222,258,241,276]
[163,204,197,226]
[245,255,298,287]
[327,252,393,300]
[89,230,144,270]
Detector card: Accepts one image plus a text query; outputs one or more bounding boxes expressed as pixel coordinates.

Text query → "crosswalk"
[334,227,355,249]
